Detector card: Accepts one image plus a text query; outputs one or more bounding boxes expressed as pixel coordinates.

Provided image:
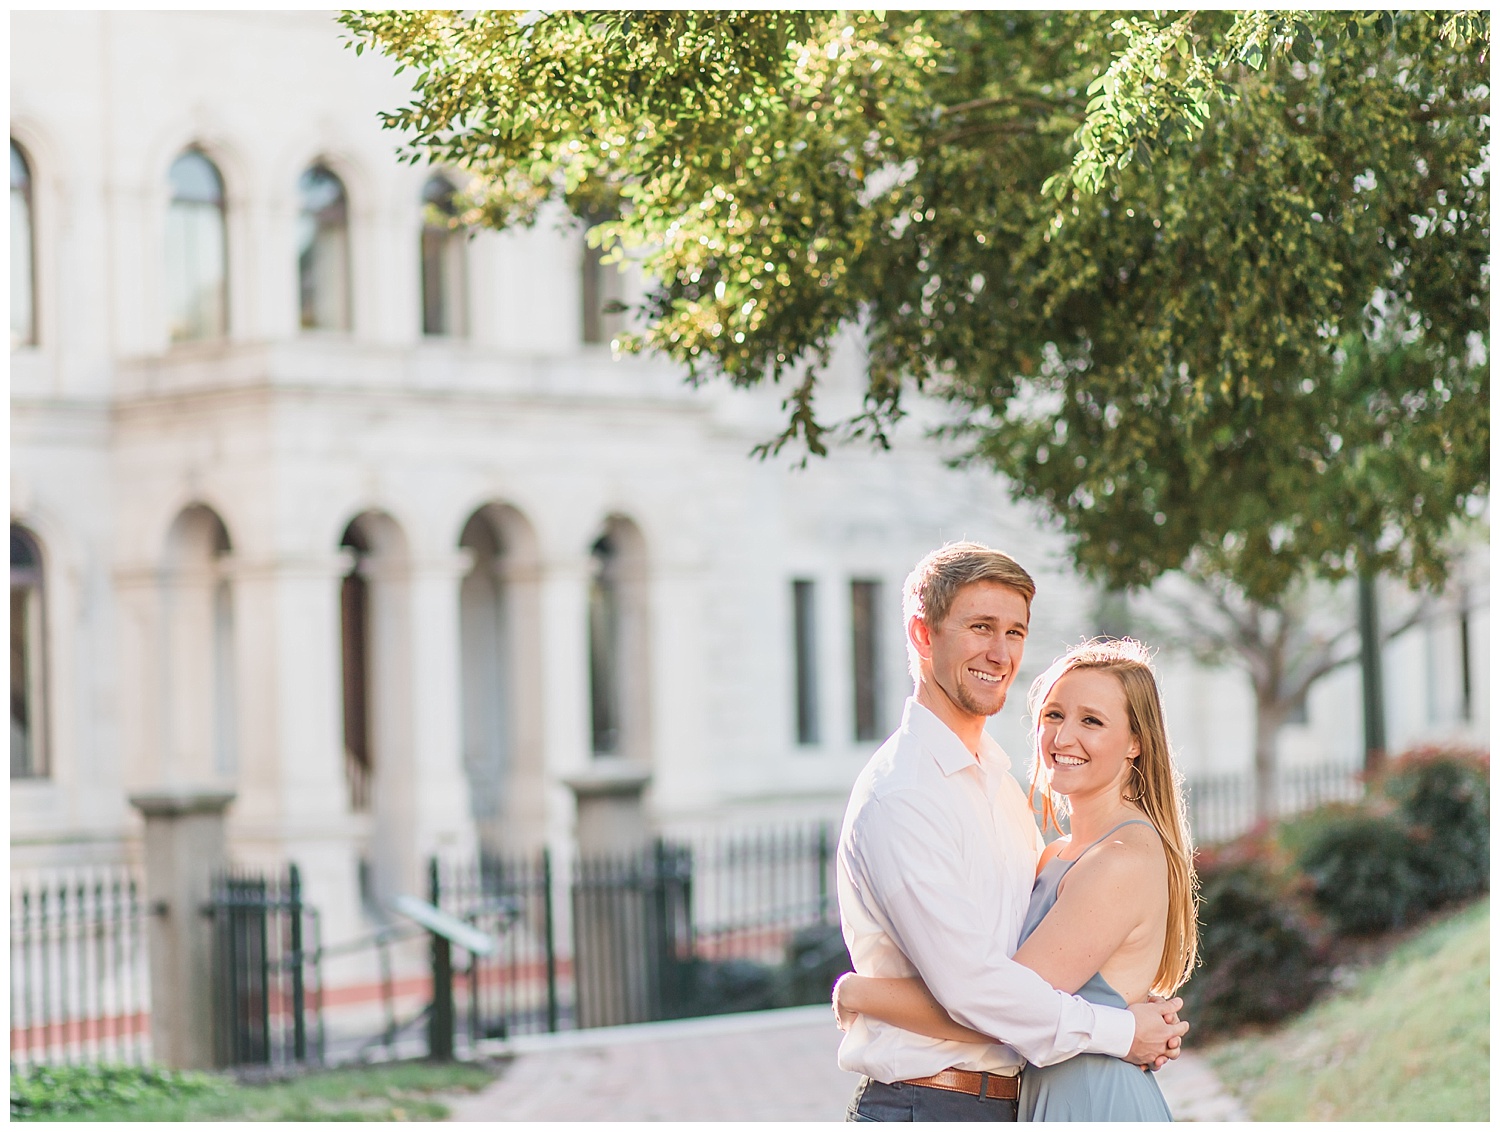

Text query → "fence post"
[288,864,307,1063]
[427,858,454,1061]
[128,788,235,1070]
[564,763,652,1029]
[542,848,558,1033]
[817,823,831,922]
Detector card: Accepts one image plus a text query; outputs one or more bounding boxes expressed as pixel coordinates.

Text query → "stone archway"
[457,502,545,854]
[337,509,412,906]
[161,503,236,784]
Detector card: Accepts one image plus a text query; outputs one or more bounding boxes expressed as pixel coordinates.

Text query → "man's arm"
[850,791,1146,1068]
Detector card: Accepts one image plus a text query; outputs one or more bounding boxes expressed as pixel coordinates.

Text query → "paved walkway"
[447,1004,1249,1122]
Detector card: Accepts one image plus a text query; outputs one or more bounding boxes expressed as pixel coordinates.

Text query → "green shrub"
[1382,747,1489,904]
[670,921,851,1018]
[781,920,853,1006]
[672,956,780,1017]
[1294,809,1432,935]
[10,1064,223,1120]
[1182,847,1326,1036]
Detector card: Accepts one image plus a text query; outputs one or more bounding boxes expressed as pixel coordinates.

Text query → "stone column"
[563,762,653,855]
[128,787,236,1070]
[406,550,479,876]
[563,763,653,1027]
[238,552,367,969]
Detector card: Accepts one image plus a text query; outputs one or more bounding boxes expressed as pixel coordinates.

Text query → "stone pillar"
[564,763,653,1027]
[129,787,236,1070]
[563,762,653,855]
[407,551,479,874]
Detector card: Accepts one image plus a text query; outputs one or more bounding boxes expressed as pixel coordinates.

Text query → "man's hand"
[1125,998,1188,1070]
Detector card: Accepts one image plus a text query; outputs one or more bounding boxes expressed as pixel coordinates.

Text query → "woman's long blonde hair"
[1027,637,1199,995]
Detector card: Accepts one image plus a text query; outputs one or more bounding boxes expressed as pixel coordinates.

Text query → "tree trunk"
[1357,570,1388,776]
[1252,693,1285,822]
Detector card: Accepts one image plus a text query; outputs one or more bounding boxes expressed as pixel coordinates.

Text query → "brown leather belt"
[901,1068,1020,1101]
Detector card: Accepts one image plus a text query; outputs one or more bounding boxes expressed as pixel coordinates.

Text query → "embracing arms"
[840,829,1186,1066]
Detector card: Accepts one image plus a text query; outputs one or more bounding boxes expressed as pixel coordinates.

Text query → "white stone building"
[11,12,1487,951]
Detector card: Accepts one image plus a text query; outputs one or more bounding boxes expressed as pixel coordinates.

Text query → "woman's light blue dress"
[1017,820,1173,1122]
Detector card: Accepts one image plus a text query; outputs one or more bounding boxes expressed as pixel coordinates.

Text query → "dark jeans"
[846,1077,1019,1122]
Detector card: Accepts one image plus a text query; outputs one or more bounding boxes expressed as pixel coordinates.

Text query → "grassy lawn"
[1207,897,1489,1121]
[12,1058,501,1122]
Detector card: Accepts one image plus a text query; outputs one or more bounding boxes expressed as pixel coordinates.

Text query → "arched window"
[340,522,373,811]
[11,525,47,778]
[420,175,466,336]
[587,532,622,754]
[11,141,35,349]
[580,225,626,346]
[166,148,227,342]
[585,517,650,760]
[298,164,350,331]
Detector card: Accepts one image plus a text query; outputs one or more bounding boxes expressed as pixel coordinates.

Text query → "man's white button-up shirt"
[836,697,1136,1082]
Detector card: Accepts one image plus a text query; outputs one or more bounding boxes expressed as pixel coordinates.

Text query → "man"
[837,542,1188,1121]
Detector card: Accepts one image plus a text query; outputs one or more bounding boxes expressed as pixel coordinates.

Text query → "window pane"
[851,580,882,742]
[169,150,223,205]
[340,545,371,812]
[167,203,227,340]
[11,523,38,572]
[580,233,626,346]
[793,579,820,745]
[167,150,227,342]
[589,535,621,754]
[298,165,350,331]
[11,586,34,776]
[420,176,464,336]
[10,525,45,778]
[11,141,34,348]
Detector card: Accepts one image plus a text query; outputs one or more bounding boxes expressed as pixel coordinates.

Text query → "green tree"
[1150,569,1430,819]
[343,11,1487,788]
[341,9,1486,595]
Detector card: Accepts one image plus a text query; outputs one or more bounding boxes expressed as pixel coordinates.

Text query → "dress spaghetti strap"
[1055,818,1157,875]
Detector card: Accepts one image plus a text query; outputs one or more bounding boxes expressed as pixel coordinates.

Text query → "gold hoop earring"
[1124,760,1146,803]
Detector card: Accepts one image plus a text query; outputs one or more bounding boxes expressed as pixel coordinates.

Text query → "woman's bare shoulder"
[1068,821,1166,885]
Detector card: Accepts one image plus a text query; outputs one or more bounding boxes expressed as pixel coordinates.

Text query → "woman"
[834,638,1198,1121]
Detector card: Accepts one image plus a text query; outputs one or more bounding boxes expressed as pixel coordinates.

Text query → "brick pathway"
[447,1004,1248,1122]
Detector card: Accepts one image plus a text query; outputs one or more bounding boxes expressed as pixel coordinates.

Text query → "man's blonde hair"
[902,542,1036,681]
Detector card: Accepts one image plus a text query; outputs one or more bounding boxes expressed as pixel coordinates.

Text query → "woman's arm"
[1012,836,1158,994]
[833,972,994,1044]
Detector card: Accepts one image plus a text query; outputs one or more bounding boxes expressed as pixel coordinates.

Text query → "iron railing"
[9,866,151,1070]
[1187,761,1365,845]
[431,824,843,1039]
[570,841,694,1028]
[682,823,836,964]
[209,863,324,1069]
[433,851,563,1044]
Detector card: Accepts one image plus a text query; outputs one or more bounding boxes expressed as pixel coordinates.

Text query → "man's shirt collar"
[901,697,1011,776]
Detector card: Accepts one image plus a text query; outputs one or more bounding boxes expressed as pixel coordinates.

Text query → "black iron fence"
[9,866,151,1071]
[209,864,324,1069]
[11,824,845,1070]
[685,823,835,961]
[432,852,562,1047]
[1186,761,1365,845]
[429,823,844,1040]
[570,841,694,1028]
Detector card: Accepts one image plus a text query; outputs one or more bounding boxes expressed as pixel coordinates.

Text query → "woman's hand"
[832,971,861,1031]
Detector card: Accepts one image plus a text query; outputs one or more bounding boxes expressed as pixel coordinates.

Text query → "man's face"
[918,581,1030,721]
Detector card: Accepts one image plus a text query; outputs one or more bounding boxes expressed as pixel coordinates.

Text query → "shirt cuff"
[1087,1003,1136,1059]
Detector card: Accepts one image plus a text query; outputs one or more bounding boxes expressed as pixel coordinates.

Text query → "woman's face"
[1038,667,1140,803]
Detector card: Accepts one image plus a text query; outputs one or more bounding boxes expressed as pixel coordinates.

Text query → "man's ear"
[908,614,934,662]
